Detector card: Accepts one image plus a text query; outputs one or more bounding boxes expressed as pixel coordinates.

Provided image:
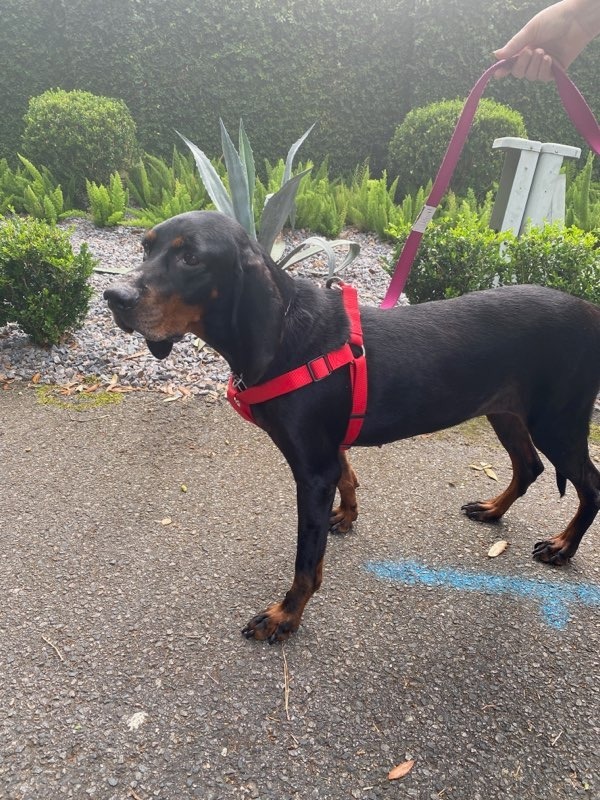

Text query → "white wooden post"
[520,142,581,232]
[489,138,541,233]
[489,137,580,235]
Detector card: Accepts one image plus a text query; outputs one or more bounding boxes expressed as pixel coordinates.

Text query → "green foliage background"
[0,0,598,181]
[0,217,96,344]
[21,89,138,203]
[387,99,527,198]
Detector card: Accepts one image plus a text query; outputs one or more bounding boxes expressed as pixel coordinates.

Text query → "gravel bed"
[0,218,397,395]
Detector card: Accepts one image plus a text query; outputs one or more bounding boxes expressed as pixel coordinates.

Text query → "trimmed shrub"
[391,216,599,306]
[21,89,138,204]
[387,98,527,199]
[0,217,96,345]
[507,224,600,305]
[398,215,510,304]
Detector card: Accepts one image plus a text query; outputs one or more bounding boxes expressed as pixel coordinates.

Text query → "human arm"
[494,0,600,81]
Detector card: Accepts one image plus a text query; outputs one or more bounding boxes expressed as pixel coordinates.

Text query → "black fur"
[105,211,600,642]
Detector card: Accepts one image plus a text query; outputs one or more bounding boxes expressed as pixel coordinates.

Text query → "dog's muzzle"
[104,284,180,360]
[104,284,140,314]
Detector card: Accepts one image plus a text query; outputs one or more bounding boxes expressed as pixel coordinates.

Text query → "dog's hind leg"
[330,451,359,533]
[530,415,600,565]
[462,413,545,522]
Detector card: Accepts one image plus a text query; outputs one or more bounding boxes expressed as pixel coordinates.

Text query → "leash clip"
[231,373,247,392]
[326,276,343,290]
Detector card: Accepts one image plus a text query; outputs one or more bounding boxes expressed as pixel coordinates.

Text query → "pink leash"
[380,58,600,309]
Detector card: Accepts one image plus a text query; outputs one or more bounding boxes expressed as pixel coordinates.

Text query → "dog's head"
[104,211,288,379]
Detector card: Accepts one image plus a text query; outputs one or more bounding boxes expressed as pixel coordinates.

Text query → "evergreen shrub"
[392,216,599,306]
[0,217,96,344]
[21,89,138,204]
[387,99,527,199]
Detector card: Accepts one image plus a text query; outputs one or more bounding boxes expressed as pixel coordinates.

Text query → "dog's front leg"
[242,469,338,643]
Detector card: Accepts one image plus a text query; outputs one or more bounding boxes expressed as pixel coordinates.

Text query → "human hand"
[494,0,597,81]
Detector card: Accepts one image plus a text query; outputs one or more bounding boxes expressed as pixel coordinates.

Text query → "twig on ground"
[282,645,291,721]
[42,635,64,662]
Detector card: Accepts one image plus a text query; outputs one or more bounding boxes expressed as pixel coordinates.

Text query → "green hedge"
[0,0,597,177]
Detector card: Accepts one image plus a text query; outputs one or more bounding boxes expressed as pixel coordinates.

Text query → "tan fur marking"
[139,289,206,340]
[330,451,359,532]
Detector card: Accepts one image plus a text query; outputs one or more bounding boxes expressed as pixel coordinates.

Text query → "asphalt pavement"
[1,387,599,800]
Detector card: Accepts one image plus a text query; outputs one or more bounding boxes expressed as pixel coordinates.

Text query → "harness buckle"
[307,354,333,382]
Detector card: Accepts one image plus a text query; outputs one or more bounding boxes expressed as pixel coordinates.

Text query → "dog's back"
[359,285,600,442]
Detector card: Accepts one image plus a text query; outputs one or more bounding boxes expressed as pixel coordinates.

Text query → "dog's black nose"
[104,285,140,311]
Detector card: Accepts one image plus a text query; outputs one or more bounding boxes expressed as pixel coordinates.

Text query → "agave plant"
[177,120,359,275]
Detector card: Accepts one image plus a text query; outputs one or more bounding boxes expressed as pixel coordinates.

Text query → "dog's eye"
[182,252,200,266]
[141,242,150,261]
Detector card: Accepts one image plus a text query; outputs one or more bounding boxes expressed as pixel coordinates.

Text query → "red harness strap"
[227,282,367,449]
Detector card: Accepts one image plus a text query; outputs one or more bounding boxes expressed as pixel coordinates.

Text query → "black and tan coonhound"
[105,210,600,642]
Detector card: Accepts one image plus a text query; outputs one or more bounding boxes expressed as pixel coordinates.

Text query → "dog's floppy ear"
[230,241,284,385]
[229,248,245,335]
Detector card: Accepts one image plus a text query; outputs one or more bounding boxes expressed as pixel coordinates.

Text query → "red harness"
[227,282,367,450]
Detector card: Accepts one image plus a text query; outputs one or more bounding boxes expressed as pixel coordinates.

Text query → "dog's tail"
[556,471,567,498]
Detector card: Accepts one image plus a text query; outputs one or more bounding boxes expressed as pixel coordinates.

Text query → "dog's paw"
[241,603,299,644]
[532,535,574,566]
[329,503,357,534]
[461,500,502,523]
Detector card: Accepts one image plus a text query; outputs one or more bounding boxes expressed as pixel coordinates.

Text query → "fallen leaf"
[109,385,135,393]
[488,539,509,558]
[180,484,188,493]
[483,466,499,481]
[161,517,172,526]
[388,759,415,781]
[469,462,498,480]
[31,373,41,384]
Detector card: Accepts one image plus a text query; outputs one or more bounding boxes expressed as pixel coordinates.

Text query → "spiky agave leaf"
[258,169,310,255]
[176,130,234,219]
[219,118,255,238]
[283,123,316,186]
[283,123,316,229]
[278,236,360,276]
[238,119,256,219]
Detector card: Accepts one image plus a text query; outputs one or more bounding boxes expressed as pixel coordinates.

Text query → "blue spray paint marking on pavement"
[364,559,600,629]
